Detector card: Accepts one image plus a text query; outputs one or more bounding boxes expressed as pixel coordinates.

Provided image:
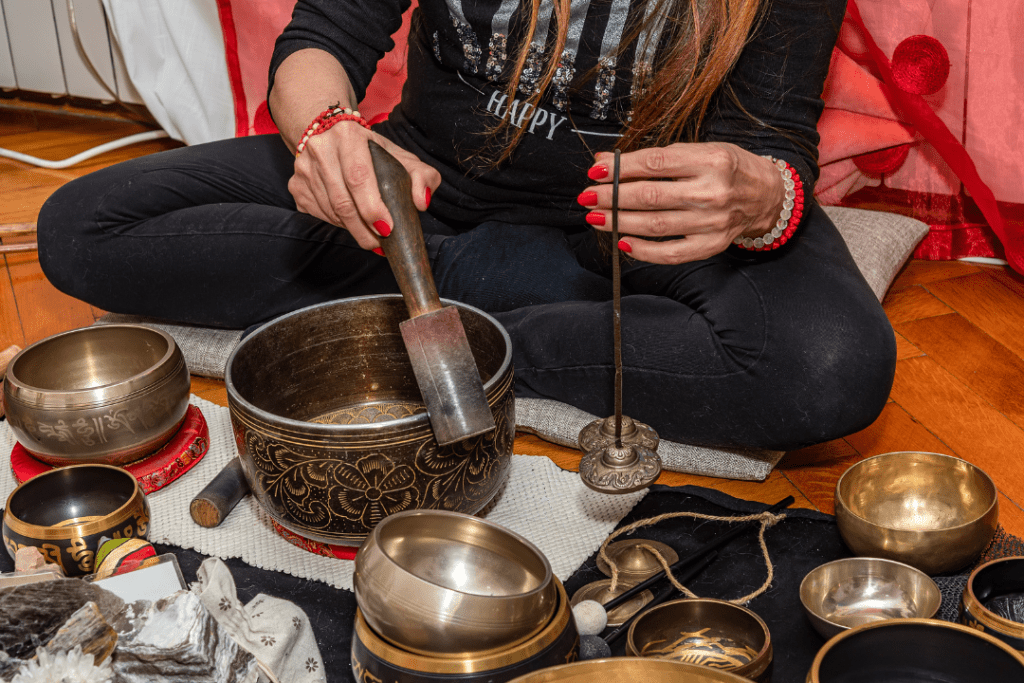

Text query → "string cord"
[599,510,787,604]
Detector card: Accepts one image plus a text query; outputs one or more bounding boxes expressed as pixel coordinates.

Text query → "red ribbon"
[845,0,1019,273]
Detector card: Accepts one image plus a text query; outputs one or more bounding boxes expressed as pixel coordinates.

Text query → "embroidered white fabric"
[0,396,644,591]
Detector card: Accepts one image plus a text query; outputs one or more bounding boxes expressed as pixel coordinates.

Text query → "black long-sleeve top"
[270,0,846,231]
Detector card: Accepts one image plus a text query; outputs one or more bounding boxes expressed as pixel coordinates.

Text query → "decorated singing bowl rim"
[3,464,146,540]
[962,556,1024,640]
[799,557,942,637]
[806,617,1024,683]
[835,451,998,533]
[224,294,513,434]
[625,597,772,679]
[507,658,750,683]
[353,576,573,674]
[4,324,185,409]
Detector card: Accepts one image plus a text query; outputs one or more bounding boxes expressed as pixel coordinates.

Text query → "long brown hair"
[487,0,765,163]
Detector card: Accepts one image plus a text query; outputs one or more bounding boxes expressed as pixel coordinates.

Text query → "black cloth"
[1,485,969,683]
[269,0,846,228]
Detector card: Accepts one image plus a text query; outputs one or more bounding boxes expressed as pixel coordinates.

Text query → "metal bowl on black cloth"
[960,556,1024,652]
[807,618,1024,683]
[226,294,515,545]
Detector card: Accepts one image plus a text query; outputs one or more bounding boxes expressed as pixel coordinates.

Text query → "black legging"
[37,134,895,450]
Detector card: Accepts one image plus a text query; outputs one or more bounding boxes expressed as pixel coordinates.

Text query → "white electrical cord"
[0,130,169,169]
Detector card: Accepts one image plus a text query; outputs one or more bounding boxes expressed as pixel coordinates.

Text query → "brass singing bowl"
[354,509,557,656]
[2,464,150,577]
[799,557,941,639]
[226,295,515,545]
[806,619,1024,683]
[835,452,998,575]
[508,658,750,683]
[626,598,773,682]
[351,577,577,681]
[3,325,190,466]
[960,556,1024,652]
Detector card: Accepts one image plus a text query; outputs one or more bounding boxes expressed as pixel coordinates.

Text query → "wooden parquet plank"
[888,356,1024,498]
[894,331,922,360]
[896,313,1024,428]
[997,494,1024,539]
[191,378,228,407]
[924,272,1024,360]
[882,285,953,324]
[0,263,26,349]
[888,259,980,292]
[843,401,951,458]
[778,439,857,468]
[778,453,862,515]
[5,252,96,344]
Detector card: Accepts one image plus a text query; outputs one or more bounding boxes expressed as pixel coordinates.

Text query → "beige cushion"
[96,207,927,480]
[824,205,929,302]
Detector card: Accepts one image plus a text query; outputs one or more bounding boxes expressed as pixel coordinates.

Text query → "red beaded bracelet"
[733,157,804,251]
[295,105,371,154]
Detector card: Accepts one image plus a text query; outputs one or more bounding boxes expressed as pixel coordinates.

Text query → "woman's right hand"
[288,119,441,251]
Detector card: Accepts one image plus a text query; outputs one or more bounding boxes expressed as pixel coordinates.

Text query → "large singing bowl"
[835,451,998,575]
[225,295,515,545]
[3,325,191,466]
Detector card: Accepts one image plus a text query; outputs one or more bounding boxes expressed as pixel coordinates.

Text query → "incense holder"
[578,416,661,495]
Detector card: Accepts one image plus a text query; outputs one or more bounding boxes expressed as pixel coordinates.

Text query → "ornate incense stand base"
[11,405,209,494]
[578,415,661,495]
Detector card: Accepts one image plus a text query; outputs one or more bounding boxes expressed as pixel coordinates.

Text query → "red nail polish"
[373,220,392,237]
[587,165,608,180]
[617,240,632,253]
[425,186,432,208]
[577,191,598,207]
[372,247,385,256]
[585,212,606,227]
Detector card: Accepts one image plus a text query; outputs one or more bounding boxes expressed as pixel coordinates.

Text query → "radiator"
[0,0,142,104]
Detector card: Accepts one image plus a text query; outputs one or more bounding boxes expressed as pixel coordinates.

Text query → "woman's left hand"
[578,142,785,264]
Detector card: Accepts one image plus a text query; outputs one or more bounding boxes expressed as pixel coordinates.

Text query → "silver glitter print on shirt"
[550,0,592,111]
[518,0,555,95]
[446,0,483,73]
[590,0,630,119]
[486,0,521,79]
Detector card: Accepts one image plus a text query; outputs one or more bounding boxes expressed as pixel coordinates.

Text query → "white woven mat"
[0,396,644,591]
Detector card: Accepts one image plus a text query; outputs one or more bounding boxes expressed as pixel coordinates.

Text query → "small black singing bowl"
[960,556,1024,653]
[808,618,1024,683]
[2,464,150,576]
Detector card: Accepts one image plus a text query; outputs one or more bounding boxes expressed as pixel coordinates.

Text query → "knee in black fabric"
[37,179,96,300]
[767,307,897,448]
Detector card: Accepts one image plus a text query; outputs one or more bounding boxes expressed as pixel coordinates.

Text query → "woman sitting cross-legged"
[37,0,894,451]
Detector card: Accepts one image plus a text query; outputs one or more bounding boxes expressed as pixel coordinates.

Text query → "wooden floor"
[4,99,1024,538]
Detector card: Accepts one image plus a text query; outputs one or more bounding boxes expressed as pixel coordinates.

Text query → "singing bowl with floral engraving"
[835,451,998,575]
[3,325,191,466]
[507,659,750,683]
[799,557,941,640]
[2,464,150,577]
[225,295,515,546]
[355,510,557,655]
[625,598,772,682]
[806,619,1024,683]
[351,577,577,683]
[959,556,1024,652]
